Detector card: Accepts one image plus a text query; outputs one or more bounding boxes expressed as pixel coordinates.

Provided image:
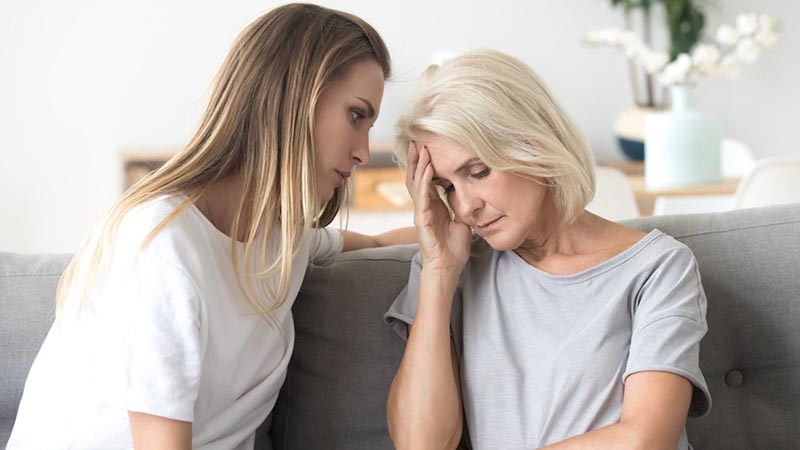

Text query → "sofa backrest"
[627,203,800,449]
[0,253,71,448]
[273,203,800,450]
[2,203,799,450]
[265,244,416,450]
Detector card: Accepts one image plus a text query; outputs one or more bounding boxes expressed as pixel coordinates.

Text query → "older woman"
[384,50,710,450]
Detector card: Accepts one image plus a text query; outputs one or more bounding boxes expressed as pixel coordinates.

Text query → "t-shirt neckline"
[505,229,664,283]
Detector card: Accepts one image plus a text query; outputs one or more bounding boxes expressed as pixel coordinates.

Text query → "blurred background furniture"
[652,139,755,216]
[121,149,181,190]
[587,166,640,220]
[720,139,757,179]
[652,195,735,216]
[601,159,740,216]
[337,164,648,231]
[122,142,799,230]
[732,156,800,210]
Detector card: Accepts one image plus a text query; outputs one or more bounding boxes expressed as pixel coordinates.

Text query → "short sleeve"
[624,245,712,418]
[121,256,205,422]
[383,252,424,340]
[308,227,344,266]
[383,252,463,350]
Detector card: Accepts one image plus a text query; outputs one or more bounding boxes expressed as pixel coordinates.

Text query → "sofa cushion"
[3,203,799,450]
[269,244,417,450]
[624,203,800,449]
[269,203,800,450]
[0,253,71,448]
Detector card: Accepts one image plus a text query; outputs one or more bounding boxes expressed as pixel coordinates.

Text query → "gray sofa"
[2,203,800,450]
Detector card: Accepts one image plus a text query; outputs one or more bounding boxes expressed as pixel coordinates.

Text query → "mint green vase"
[644,85,722,188]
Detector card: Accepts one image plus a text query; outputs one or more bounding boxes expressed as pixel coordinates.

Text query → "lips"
[335,170,352,183]
[476,216,503,232]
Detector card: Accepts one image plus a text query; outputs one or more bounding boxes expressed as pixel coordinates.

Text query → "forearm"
[387,269,463,450]
[375,226,418,246]
[340,227,417,252]
[539,370,691,450]
[128,411,192,450]
[537,421,673,450]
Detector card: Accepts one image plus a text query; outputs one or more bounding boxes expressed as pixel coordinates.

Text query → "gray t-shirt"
[384,230,711,450]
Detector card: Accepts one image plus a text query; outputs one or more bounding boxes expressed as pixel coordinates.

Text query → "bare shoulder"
[580,219,651,266]
[612,223,648,247]
[531,218,650,275]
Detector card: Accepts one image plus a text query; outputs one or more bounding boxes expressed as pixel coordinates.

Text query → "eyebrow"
[356,97,375,118]
[431,157,483,183]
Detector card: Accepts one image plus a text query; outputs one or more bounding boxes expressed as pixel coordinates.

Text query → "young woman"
[8,4,413,449]
[385,50,710,450]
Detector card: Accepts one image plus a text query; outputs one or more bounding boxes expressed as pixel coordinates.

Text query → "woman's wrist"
[419,267,461,299]
[414,268,460,333]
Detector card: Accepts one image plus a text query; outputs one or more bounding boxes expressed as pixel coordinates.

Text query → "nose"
[452,187,483,221]
[351,137,372,167]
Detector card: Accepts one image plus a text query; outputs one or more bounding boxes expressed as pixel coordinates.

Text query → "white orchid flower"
[617,31,638,47]
[692,44,721,72]
[759,14,776,32]
[736,13,759,35]
[659,54,693,85]
[585,28,637,47]
[584,29,606,45]
[625,41,647,59]
[675,53,693,71]
[755,17,778,48]
[755,29,777,47]
[607,29,631,46]
[720,54,741,78]
[735,38,762,63]
[642,51,669,74]
[716,25,740,46]
[584,13,777,87]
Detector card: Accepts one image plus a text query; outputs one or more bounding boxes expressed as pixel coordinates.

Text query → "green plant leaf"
[664,0,705,60]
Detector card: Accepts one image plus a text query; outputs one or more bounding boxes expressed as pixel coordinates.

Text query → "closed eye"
[471,168,491,179]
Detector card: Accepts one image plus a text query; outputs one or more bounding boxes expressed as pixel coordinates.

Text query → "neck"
[514,201,602,264]
[200,173,250,241]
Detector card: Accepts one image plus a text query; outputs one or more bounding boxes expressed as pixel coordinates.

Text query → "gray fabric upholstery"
[269,245,417,450]
[0,253,71,448]
[273,203,800,450]
[625,204,800,449]
[2,203,799,450]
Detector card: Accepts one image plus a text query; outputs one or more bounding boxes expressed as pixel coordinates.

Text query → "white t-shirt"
[8,195,343,450]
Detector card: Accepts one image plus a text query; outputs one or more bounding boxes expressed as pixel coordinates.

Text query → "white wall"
[1,0,797,253]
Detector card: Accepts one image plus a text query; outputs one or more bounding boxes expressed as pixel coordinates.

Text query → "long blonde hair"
[394,50,594,224]
[57,3,391,319]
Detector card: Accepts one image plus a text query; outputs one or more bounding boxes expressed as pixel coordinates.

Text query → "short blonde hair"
[395,49,595,224]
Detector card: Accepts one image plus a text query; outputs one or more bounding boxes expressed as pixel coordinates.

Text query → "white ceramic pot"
[644,85,722,188]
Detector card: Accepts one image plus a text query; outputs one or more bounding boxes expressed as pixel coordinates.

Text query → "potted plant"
[585,1,777,161]
[586,3,779,185]
[606,0,704,109]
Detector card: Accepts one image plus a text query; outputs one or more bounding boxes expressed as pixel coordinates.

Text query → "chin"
[319,186,337,204]
[481,231,523,252]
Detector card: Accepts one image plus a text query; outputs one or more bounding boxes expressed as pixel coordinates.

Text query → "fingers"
[414,144,429,188]
[413,146,431,213]
[407,144,445,223]
[419,155,435,209]
[405,141,419,193]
